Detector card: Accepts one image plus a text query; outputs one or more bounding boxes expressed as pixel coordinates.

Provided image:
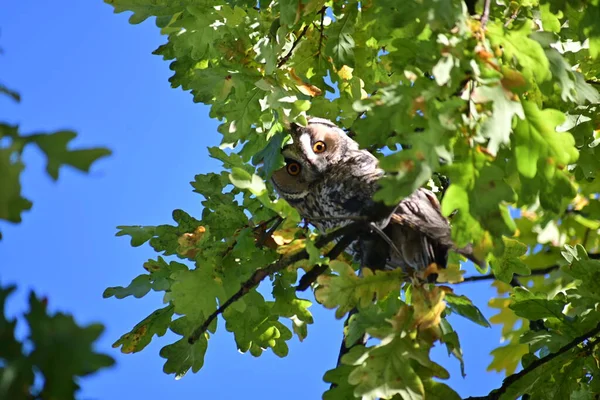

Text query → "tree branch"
[480,0,492,30]
[458,253,600,284]
[316,6,326,57]
[465,321,600,400]
[277,23,310,68]
[277,6,327,69]
[504,6,520,27]
[296,234,356,291]
[460,265,560,283]
[255,216,283,247]
[188,222,364,344]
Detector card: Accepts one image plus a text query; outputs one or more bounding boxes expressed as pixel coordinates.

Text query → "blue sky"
[1,2,506,399]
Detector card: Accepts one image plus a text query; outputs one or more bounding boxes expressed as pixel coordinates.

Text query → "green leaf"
[28,131,111,180]
[501,354,583,400]
[315,261,405,319]
[325,5,358,69]
[374,149,434,206]
[229,167,267,195]
[104,257,187,299]
[159,317,208,379]
[0,147,32,225]
[509,287,566,320]
[223,290,293,357]
[539,3,561,33]
[561,245,600,300]
[347,341,425,400]
[440,319,465,377]
[0,284,24,362]
[323,365,356,400]
[422,380,461,400]
[432,55,456,86]
[26,292,114,399]
[112,306,174,354]
[490,237,530,283]
[513,102,577,179]
[169,267,227,322]
[271,273,313,341]
[104,0,199,24]
[115,225,156,247]
[103,275,153,299]
[346,296,403,345]
[103,0,600,397]
[279,0,299,26]
[473,84,524,156]
[488,342,529,375]
[344,334,447,400]
[252,129,288,178]
[445,293,491,328]
[488,22,550,83]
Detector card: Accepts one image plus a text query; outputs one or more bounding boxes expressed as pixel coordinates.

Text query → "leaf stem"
[503,6,520,27]
[277,25,310,68]
[458,253,600,284]
[316,6,327,57]
[464,321,600,400]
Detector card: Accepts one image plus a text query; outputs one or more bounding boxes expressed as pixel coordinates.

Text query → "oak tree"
[104,0,600,398]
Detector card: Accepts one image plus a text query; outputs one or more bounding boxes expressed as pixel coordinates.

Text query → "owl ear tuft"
[288,121,305,136]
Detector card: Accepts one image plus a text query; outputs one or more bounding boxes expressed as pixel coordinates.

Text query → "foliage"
[0,42,114,399]
[0,283,115,399]
[104,0,600,398]
[0,85,111,240]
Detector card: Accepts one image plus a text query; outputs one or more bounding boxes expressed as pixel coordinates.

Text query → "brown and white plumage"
[271,117,482,275]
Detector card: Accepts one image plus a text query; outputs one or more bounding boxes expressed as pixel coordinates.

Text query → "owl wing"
[386,188,484,270]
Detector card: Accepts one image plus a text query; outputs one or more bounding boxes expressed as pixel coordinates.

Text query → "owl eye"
[286,161,302,176]
[312,141,327,153]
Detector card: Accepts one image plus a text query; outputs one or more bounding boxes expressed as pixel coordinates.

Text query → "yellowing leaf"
[315,261,405,319]
[488,342,529,375]
[489,237,530,283]
[489,297,521,338]
[290,68,323,97]
[436,263,465,283]
[412,285,446,330]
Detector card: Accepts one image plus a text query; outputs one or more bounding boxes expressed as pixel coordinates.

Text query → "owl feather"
[271,117,484,275]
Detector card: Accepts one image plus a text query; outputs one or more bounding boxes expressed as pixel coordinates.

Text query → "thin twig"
[255,216,283,247]
[459,265,560,283]
[582,227,591,249]
[504,6,520,27]
[353,88,379,124]
[586,80,600,86]
[481,0,492,30]
[188,222,365,344]
[458,253,600,284]
[277,23,311,68]
[220,215,281,259]
[465,321,600,400]
[316,6,326,57]
[296,234,357,291]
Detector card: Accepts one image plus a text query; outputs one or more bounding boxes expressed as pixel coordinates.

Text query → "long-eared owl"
[270,117,482,274]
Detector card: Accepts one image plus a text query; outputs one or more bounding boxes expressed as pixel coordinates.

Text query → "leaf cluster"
[0,283,114,399]
[103,0,600,398]
[0,85,111,239]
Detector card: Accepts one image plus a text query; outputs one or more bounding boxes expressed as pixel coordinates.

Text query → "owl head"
[271,117,360,198]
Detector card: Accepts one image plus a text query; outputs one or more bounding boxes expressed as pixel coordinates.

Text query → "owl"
[271,117,483,275]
